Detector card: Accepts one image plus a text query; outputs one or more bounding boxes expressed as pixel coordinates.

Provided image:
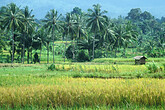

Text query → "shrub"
[146,62,161,73]
[0,55,4,63]
[33,53,39,64]
[76,50,89,62]
[94,49,103,58]
[163,63,165,71]
[151,73,164,79]
[65,45,73,59]
[136,73,143,78]
[48,64,55,71]
[112,65,119,73]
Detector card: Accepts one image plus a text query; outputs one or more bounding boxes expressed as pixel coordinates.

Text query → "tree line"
[0,3,165,64]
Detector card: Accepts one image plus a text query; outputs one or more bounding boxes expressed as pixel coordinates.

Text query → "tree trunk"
[31,36,33,64]
[47,42,49,64]
[64,29,69,63]
[76,28,80,60]
[21,46,23,63]
[92,33,95,60]
[12,32,15,63]
[52,26,55,64]
[53,41,55,64]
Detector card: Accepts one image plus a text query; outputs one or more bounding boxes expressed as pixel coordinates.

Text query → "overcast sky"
[0,0,165,19]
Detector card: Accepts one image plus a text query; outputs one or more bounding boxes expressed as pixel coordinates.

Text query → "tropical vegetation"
[0,3,164,63]
[0,3,165,110]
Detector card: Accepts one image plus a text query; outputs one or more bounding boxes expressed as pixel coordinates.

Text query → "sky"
[0,0,165,19]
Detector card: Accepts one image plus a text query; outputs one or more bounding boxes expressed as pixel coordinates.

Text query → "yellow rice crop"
[0,78,164,108]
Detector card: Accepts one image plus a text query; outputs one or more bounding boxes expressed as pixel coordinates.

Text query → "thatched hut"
[133,56,147,65]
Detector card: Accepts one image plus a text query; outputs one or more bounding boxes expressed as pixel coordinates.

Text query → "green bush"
[136,73,143,78]
[146,62,160,73]
[0,55,10,63]
[94,49,103,58]
[65,45,73,59]
[33,53,39,64]
[163,63,165,71]
[0,55,3,63]
[152,74,164,79]
[76,50,89,62]
[48,64,56,71]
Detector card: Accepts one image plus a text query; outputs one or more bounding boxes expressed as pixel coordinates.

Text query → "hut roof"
[133,56,147,60]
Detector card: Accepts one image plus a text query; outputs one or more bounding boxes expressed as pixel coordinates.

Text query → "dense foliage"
[0,3,165,63]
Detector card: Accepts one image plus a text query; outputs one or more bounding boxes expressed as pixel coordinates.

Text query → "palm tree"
[122,22,138,56]
[112,22,138,57]
[112,24,127,57]
[74,14,86,49]
[68,13,87,61]
[43,9,62,64]
[1,3,24,63]
[35,27,49,63]
[63,13,76,62]
[103,21,115,57]
[46,34,52,64]
[22,6,35,64]
[86,4,108,60]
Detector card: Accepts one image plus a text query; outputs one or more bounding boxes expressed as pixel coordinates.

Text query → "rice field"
[54,64,147,74]
[0,58,165,109]
[0,77,164,109]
